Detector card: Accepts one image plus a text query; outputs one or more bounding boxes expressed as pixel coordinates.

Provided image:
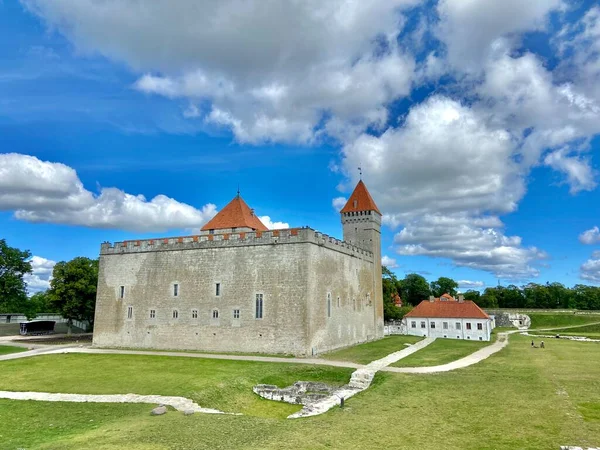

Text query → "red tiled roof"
[340,180,381,215]
[201,195,268,231]
[404,298,490,319]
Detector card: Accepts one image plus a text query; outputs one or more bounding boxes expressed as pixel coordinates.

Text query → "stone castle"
[93,180,383,356]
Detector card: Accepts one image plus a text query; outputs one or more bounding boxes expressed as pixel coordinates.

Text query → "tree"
[0,239,32,313]
[463,290,481,303]
[430,277,459,298]
[48,257,99,333]
[23,291,54,320]
[399,273,431,306]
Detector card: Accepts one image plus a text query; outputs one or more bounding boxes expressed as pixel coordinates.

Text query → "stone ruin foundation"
[253,381,338,406]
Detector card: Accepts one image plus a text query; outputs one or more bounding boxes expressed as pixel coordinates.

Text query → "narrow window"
[327,293,332,318]
[192,309,198,319]
[420,321,426,329]
[119,286,125,299]
[353,298,356,311]
[443,322,448,330]
[477,323,483,330]
[479,337,483,341]
[466,323,472,330]
[353,200,357,208]
[149,309,156,319]
[127,306,133,319]
[212,309,219,319]
[215,283,221,297]
[173,283,179,297]
[337,296,340,307]
[431,322,436,329]
[456,322,461,330]
[411,321,416,329]
[209,229,215,235]
[255,293,263,319]
[172,309,178,319]
[233,309,240,319]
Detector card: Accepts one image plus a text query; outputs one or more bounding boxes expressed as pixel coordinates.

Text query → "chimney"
[458,294,464,303]
[429,295,435,302]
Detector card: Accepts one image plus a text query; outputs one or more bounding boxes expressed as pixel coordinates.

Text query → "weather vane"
[358,166,362,180]
[237,184,240,198]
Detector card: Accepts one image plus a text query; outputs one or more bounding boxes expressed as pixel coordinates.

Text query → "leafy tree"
[430,277,458,297]
[0,239,32,313]
[23,291,54,320]
[399,273,431,306]
[463,290,481,303]
[48,257,99,333]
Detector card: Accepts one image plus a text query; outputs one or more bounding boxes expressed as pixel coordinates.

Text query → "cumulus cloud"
[24,0,418,144]
[24,256,56,294]
[0,153,217,232]
[258,216,289,230]
[580,226,600,245]
[581,254,600,284]
[382,255,399,269]
[436,0,563,72]
[457,280,485,289]
[332,197,347,213]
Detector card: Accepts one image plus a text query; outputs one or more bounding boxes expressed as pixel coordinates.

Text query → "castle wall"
[305,244,377,355]
[93,228,375,355]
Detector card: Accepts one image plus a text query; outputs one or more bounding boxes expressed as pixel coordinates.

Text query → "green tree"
[48,257,99,333]
[430,277,459,298]
[0,239,32,313]
[23,291,54,320]
[399,273,431,306]
[463,290,481,303]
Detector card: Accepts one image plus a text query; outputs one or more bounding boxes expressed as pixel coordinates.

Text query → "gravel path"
[0,390,226,414]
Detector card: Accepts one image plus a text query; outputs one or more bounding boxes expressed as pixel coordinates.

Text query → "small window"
[209,229,215,235]
[456,322,461,330]
[467,336,471,340]
[420,321,426,329]
[466,323,472,330]
[477,323,483,330]
[337,296,340,307]
[149,309,156,319]
[173,283,179,297]
[353,298,356,311]
[172,309,178,319]
[430,322,436,329]
[443,322,448,330]
[119,286,125,299]
[127,306,133,319]
[353,200,357,208]
[233,309,240,319]
[255,294,263,319]
[215,283,221,297]
[411,321,416,329]
[327,293,332,318]
[192,309,198,319]
[212,309,219,319]
[479,337,483,341]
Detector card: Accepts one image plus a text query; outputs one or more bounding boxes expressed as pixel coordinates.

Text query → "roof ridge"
[340,180,381,215]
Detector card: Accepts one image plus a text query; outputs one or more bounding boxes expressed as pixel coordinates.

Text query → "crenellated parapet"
[100,227,373,261]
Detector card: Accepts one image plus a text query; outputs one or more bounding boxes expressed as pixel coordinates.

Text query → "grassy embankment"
[0,345,27,355]
[391,338,489,367]
[321,335,422,364]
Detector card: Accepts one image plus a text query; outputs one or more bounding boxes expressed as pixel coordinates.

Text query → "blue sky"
[1,0,599,293]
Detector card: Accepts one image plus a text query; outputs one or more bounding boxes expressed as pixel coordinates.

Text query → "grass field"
[321,335,422,364]
[528,322,600,339]
[0,344,27,355]
[1,333,599,449]
[528,313,600,329]
[391,338,489,367]
[0,354,352,419]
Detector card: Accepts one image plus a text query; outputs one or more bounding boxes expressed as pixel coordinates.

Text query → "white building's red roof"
[405,295,490,319]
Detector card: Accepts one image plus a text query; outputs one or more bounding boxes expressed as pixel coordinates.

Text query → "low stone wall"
[486,311,530,328]
[253,381,335,406]
[384,321,406,335]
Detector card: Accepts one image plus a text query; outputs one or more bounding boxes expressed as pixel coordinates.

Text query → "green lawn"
[0,344,27,355]
[0,354,352,419]
[528,313,600,329]
[391,338,489,367]
[528,322,600,339]
[321,335,422,364]
[1,334,599,449]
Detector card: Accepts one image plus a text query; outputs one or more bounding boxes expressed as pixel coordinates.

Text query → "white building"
[402,294,494,341]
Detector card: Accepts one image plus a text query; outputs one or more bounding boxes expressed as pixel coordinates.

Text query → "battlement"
[100,227,373,261]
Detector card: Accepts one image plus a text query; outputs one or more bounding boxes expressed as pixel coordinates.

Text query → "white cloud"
[258,216,289,230]
[24,0,418,144]
[436,0,563,72]
[581,254,600,284]
[24,256,56,294]
[0,153,217,232]
[579,226,600,245]
[457,280,485,289]
[544,148,597,194]
[382,255,399,269]
[332,197,347,213]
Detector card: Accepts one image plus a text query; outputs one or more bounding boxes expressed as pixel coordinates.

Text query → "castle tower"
[340,180,384,337]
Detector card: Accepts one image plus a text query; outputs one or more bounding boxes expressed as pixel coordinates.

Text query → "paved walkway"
[382,333,508,374]
[0,391,226,415]
[288,337,436,418]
